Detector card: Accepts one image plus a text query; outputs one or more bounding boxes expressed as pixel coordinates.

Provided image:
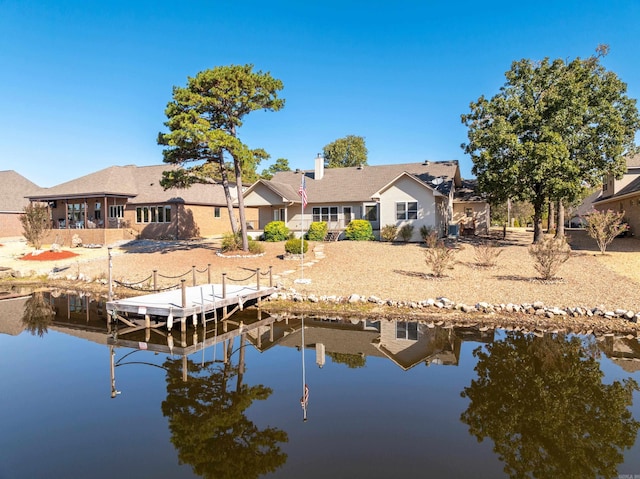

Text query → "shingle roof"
[627,153,640,168]
[27,164,235,206]
[267,161,460,203]
[0,170,41,212]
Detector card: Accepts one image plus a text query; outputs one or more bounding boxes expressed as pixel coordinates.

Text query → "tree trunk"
[548,201,555,232]
[216,156,238,234]
[555,200,565,239]
[533,201,545,243]
[234,158,249,251]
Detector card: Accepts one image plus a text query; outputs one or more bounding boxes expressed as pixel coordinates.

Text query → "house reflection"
[2,292,640,376]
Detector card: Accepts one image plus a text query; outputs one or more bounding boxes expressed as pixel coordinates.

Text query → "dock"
[106,282,277,331]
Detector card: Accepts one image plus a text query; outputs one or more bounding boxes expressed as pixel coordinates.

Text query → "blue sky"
[2,0,639,187]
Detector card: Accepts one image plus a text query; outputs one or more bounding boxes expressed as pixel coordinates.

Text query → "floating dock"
[106,282,277,331]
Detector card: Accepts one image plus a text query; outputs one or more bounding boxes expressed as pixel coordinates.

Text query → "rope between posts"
[195,266,209,274]
[225,271,257,283]
[158,269,192,279]
[114,275,153,287]
[113,279,180,292]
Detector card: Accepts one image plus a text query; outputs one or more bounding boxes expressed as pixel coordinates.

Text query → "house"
[26,164,256,245]
[243,156,489,241]
[0,170,42,238]
[593,153,640,235]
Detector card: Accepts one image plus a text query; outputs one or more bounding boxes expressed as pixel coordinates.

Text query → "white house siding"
[378,176,438,241]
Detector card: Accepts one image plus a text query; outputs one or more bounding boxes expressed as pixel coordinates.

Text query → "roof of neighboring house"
[0,171,41,212]
[627,152,640,168]
[454,179,485,202]
[569,189,602,216]
[594,175,640,204]
[27,164,236,205]
[254,161,461,204]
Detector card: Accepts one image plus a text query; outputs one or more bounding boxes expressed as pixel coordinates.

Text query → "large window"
[312,206,338,222]
[396,201,418,220]
[396,321,418,340]
[136,205,172,224]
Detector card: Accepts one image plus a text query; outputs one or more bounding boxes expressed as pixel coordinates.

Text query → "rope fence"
[107,248,272,301]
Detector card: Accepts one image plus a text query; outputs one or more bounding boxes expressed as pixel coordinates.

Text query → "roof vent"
[357,163,363,170]
[422,160,430,166]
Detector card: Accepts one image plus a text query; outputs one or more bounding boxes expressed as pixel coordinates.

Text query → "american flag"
[300,383,309,408]
[298,175,308,209]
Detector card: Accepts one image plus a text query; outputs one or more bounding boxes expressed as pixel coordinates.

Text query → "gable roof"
[263,161,461,204]
[0,170,41,212]
[27,164,236,206]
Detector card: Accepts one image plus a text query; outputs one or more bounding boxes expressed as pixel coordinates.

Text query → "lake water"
[1,291,640,479]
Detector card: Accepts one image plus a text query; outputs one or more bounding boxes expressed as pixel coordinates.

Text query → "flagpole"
[301,315,307,421]
[295,172,311,285]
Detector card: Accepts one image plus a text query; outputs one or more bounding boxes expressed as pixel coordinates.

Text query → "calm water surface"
[1,292,639,479]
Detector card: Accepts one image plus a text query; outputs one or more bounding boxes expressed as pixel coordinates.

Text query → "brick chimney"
[314,153,324,180]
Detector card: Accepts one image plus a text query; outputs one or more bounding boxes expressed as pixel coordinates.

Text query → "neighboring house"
[0,170,42,238]
[26,164,256,244]
[593,153,640,235]
[243,157,489,241]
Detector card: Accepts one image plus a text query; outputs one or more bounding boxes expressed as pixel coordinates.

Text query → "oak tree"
[322,135,368,168]
[462,47,639,242]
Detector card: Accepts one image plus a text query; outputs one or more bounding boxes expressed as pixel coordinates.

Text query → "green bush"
[263,221,290,241]
[345,219,374,241]
[285,237,309,254]
[380,224,398,242]
[398,224,414,242]
[248,239,264,254]
[307,221,328,241]
[221,231,242,252]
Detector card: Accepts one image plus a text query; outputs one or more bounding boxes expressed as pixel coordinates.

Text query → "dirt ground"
[2,228,640,316]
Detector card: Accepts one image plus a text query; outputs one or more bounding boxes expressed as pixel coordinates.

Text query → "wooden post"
[207,263,211,284]
[269,266,273,287]
[145,314,150,329]
[108,247,113,302]
[153,270,158,292]
[192,265,196,286]
[222,273,227,298]
[181,279,186,308]
[256,268,261,290]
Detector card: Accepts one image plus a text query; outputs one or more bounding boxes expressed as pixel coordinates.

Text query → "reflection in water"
[21,291,54,337]
[3,293,640,478]
[161,335,288,479]
[461,332,640,479]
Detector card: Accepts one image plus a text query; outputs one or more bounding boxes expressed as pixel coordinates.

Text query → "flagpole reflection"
[300,315,309,421]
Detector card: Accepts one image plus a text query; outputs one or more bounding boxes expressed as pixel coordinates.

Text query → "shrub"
[424,241,457,277]
[398,224,414,242]
[585,209,628,254]
[344,219,374,241]
[248,239,264,254]
[307,221,328,241]
[423,227,439,248]
[419,225,436,241]
[263,221,290,242]
[380,224,398,242]
[20,203,50,249]
[474,240,503,267]
[285,238,309,254]
[528,236,571,280]
[220,231,242,252]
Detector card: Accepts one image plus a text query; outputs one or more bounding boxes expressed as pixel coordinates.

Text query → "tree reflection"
[461,332,639,479]
[161,336,288,479]
[21,292,54,337]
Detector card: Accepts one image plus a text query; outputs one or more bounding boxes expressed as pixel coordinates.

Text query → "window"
[364,204,378,222]
[136,205,172,224]
[214,207,221,218]
[396,202,417,220]
[465,207,473,217]
[396,321,418,340]
[312,206,338,222]
[94,202,102,220]
[109,205,124,218]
